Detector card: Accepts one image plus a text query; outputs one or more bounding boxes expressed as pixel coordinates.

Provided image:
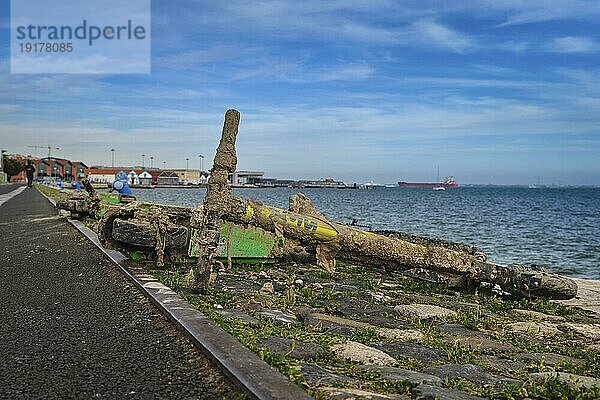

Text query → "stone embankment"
[155,256,600,399]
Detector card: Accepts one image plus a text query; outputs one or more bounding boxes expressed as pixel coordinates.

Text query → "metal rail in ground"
[42,192,311,400]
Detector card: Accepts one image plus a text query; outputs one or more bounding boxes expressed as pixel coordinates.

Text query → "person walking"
[25,160,36,187]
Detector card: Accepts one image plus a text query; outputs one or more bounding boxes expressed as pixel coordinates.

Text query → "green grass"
[35,184,71,202]
[145,259,600,400]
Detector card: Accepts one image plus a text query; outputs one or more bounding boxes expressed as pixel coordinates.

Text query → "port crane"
[28,145,60,158]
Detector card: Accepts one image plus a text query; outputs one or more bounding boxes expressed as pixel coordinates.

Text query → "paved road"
[0,183,20,195]
[0,187,242,399]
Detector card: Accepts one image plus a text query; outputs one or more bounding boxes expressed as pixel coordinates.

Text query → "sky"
[1,0,599,185]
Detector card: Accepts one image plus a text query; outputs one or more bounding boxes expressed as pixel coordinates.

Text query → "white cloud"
[410,19,474,52]
[327,22,399,44]
[2,87,599,181]
[10,54,149,74]
[548,36,597,53]
[230,58,374,83]
[554,68,600,92]
[489,0,600,26]
[152,1,479,51]
[138,87,226,100]
[0,104,22,114]
[317,64,375,81]
[155,46,261,70]
[497,41,530,53]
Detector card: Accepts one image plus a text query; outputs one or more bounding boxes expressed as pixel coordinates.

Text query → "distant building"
[250,177,295,187]
[127,170,140,185]
[72,161,87,180]
[85,166,152,185]
[7,155,87,182]
[157,171,180,185]
[36,158,88,181]
[147,169,162,185]
[297,178,346,188]
[229,171,264,186]
[199,171,209,185]
[38,158,68,180]
[171,168,202,185]
[251,177,277,187]
[138,171,152,185]
[87,167,124,184]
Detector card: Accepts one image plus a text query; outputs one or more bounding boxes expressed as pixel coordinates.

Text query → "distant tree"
[2,156,25,181]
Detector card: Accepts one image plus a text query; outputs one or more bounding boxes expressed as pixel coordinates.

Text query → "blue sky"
[1,0,599,185]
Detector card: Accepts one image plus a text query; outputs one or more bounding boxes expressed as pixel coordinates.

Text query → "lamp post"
[150,156,154,169]
[185,157,189,184]
[110,148,115,167]
[198,154,204,184]
[0,149,4,179]
[142,154,145,169]
[163,161,166,170]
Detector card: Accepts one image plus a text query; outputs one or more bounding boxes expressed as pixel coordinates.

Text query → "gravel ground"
[0,187,242,399]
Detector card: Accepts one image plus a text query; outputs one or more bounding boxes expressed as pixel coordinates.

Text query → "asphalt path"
[0,187,242,399]
[0,183,20,195]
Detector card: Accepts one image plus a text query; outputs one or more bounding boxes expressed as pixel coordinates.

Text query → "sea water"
[131,186,600,279]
